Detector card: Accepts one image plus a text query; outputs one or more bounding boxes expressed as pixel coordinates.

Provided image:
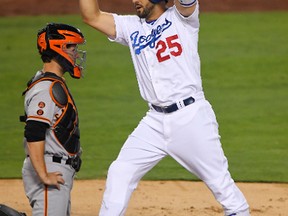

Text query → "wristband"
[178,0,197,7]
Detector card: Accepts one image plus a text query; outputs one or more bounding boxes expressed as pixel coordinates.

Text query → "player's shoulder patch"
[50,81,68,108]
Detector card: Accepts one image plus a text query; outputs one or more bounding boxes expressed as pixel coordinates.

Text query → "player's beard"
[135,3,155,19]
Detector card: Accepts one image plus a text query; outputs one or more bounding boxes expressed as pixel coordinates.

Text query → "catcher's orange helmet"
[37,23,86,79]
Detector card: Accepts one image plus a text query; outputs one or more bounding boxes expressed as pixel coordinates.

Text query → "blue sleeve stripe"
[180,0,197,7]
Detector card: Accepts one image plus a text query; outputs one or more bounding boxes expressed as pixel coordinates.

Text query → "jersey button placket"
[146,50,160,99]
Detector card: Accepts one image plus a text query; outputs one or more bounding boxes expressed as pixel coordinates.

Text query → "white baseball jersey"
[99,2,250,215]
[111,4,203,106]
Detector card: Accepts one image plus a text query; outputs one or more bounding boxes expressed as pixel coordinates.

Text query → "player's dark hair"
[40,53,54,63]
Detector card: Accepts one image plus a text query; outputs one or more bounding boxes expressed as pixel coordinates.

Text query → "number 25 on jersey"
[156,34,182,62]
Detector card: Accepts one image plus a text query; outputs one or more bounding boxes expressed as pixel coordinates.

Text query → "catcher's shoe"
[0,204,26,216]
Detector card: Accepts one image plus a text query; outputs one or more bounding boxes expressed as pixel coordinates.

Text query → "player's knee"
[107,161,141,188]
[102,160,141,212]
[108,161,137,177]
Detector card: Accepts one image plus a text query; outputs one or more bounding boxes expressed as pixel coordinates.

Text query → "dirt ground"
[0,179,288,216]
[1,0,288,216]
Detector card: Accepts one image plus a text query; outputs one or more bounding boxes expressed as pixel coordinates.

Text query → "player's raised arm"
[79,0,116,38]
[174,0,197,17]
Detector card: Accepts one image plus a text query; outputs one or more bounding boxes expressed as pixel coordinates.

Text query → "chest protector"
[22,72,80,156]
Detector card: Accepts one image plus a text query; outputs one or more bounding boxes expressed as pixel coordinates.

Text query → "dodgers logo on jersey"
[130,19,172,55]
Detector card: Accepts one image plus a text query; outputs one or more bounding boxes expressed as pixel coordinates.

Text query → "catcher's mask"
[149,0,168,4]
[37,23,86,79]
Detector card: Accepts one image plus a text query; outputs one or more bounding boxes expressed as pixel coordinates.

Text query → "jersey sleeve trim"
[173,1,199,20]
[108,14,131,46]
[26,115,52,126]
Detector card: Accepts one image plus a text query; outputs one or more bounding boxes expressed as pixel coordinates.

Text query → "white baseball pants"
[99,98,249,216]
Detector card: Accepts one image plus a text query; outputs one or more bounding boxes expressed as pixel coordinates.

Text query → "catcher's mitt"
[0,204,26,216]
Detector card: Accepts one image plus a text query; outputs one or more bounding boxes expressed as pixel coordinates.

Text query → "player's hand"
[41,171,65,190]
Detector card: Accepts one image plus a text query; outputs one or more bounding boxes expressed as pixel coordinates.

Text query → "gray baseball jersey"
[22,71,80,216]
[23,71,69,156]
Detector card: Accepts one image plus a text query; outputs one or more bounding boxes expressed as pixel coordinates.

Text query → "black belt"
[27,155,72,165]
[27,155,81,172]
[53,155,82,172]
[52,156,72,165]
[151,97,195,113]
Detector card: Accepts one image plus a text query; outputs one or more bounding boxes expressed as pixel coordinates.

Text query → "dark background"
[1,0,288,16]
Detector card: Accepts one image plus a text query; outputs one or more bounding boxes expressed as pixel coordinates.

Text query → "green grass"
[0,12,287,182]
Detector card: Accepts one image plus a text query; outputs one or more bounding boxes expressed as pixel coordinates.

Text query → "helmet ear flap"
[37,32,47,54]
[37,24,56,55]
[37,30,56,62]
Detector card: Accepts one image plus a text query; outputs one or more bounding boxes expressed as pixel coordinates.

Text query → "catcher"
[19,23,86,216]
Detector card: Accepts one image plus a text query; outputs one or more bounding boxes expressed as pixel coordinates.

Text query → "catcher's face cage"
[62,43,87,78]
[37,23,86,79]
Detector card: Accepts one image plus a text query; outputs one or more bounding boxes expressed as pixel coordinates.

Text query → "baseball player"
[79,0,250,215]
[20,23,86,216]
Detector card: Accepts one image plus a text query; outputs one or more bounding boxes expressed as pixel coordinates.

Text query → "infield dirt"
[1,179,288,215]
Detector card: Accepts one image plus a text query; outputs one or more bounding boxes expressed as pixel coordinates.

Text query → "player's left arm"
[174,0,197,17]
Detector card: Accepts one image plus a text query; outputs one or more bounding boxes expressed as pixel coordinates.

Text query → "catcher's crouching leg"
[0,204,27,216]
